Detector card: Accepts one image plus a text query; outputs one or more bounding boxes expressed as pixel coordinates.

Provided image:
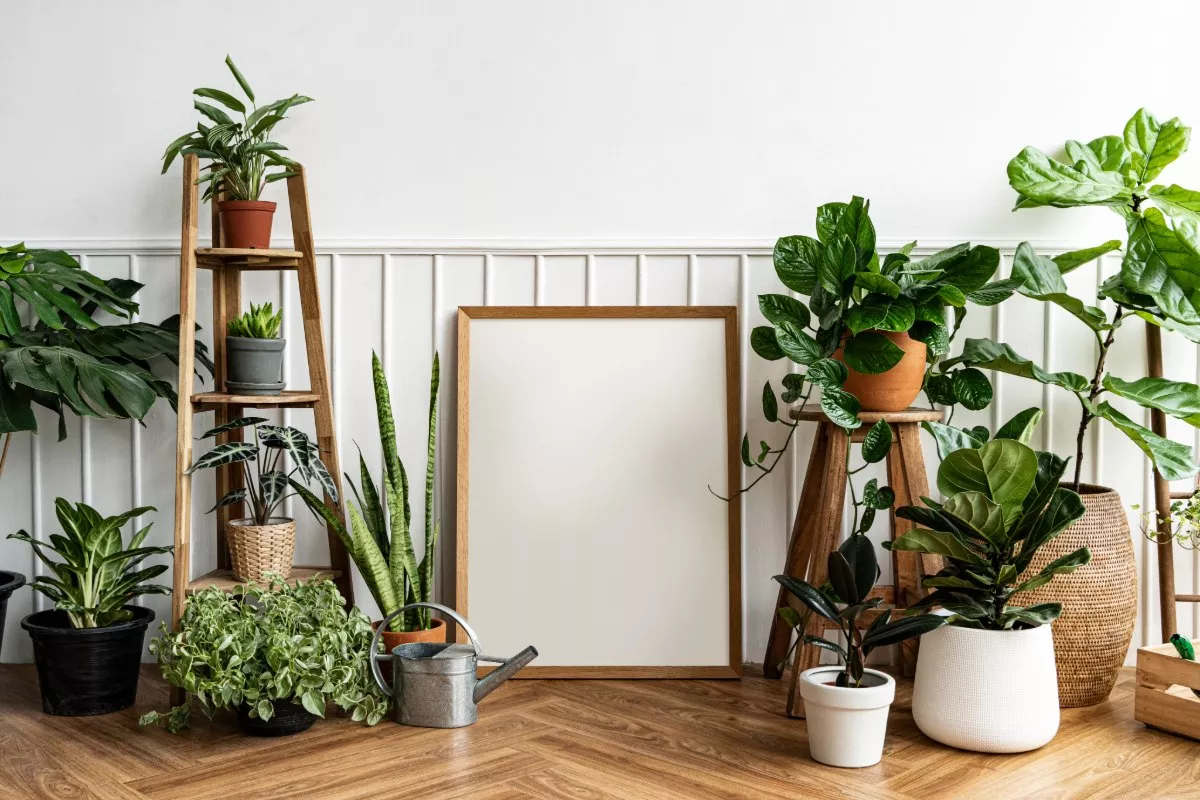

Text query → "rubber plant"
[943,109,1200,489]
[296,352,440,633]
[885,439,1091,628]
[773,533,947,685]
[0,243,213,479]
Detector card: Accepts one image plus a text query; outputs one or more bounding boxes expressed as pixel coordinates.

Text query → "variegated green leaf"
[199,416,268,439]
[185,441,257,473]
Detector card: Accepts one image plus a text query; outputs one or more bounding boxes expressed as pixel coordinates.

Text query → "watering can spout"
[473,646,539,703]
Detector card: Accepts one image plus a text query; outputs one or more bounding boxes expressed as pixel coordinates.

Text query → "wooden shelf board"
[192,390,320,409]
[195,248,302,270]
[186,566,341,594]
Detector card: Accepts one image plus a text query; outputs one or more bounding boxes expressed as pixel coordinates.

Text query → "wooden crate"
[1135,639,1200,740]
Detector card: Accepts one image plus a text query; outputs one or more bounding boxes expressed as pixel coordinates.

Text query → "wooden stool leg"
[763,424,831,677]
[887,422,940,677]
[787,426,848,717]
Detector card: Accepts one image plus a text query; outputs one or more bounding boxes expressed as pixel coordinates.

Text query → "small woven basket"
[1015,484,1136,708]
[226,517,296,583]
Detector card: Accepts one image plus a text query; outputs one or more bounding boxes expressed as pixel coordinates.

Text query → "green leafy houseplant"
[140,577,389,732]
[961,108,1200,488]
[296,352,440,633]
[227,301,282,339]
[0,243,213,470]
[7,500,170,628]
[774,534,947,686]
[186,418,338,526]
[885,439,1091,629]
[161,56,311,202]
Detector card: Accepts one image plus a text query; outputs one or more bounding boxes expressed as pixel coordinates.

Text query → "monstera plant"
[0,243,212,479]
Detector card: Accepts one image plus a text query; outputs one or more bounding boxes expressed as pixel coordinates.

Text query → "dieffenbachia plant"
[296,352,440,633]
[944,109,1200,488]
[885,439,1091,630]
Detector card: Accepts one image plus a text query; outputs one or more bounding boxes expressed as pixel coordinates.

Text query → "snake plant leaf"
[347,501,399,619]
[772,235,821,294]
[352,448,388,560]
[184,441,257,473]
[819,386,861,430]
[199,416,268,439]
[758,294,810,329]
[1102,374,1200,426]
[845,294,915,335]
[1125,109,1190,185]
[750,326,784,361]
[1012,546,1091,595]
[773,574,839,621]
[889,528,985,565]
[993,408,1044,444]
[206,488,247,514]
[1123,208,1200,325]
[1007,146,1132,207]
[861,613,946,649]
[843,331,904,375]
[1088,400,1199,481]
[290,480,355,554]
[1052,240,1123,275]
[944,338,1089,392]
[941,491,1005,550]
[774,320,822,366]
[922,421,986,459]
[418,353,441,618]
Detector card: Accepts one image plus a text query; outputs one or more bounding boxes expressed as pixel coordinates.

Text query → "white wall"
[2,1,1200,664]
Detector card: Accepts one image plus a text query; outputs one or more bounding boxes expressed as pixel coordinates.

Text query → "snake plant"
[7,500,171,628]
[296,352,440,632]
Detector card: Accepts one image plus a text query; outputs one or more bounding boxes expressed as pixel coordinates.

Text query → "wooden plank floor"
[1,665,1198,799]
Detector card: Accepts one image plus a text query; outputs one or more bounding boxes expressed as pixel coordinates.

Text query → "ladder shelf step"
[195,248,303,270]
[191,390,320,410]
[186,566,342,595]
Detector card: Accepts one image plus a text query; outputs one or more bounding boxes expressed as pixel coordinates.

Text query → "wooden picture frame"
[456,306,742,678]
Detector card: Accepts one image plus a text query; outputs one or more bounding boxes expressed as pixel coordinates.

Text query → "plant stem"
[1072,306,1123,490]
[0,432,11,483]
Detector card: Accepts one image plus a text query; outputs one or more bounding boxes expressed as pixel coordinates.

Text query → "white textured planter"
[912,624,1059,753]
[799,667,895,768]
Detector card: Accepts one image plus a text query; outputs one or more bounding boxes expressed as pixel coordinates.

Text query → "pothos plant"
[939,109,1200,489]
[140,577,388,731]
[185,418,338,525]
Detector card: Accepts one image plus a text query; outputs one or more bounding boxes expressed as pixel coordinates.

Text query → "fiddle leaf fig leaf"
[1122,208,1200,325]
[890,528,985,565]
[946,338,1089,392]
[994,407,1044,444]
[1007,146,1131,208]
[1101,375,1200,427]
[922,421,986,459]
[1124,109,1190,185]
[1089,400,1199,481]
[1052,240,1123,275]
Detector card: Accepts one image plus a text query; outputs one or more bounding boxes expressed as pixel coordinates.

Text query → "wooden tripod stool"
[762,407,944,718]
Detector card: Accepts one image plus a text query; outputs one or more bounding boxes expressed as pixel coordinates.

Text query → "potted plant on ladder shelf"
[225,302,285,396]
[773,534,947,768]
[161,55,312,249]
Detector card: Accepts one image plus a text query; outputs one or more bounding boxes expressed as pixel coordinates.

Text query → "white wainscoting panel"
[0,240,1196,666]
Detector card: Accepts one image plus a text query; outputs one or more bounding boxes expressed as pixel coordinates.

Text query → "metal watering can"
[369,602,538,728]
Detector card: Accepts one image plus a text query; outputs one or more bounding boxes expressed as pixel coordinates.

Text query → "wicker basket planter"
[227,517,296,583]
[1015,484,1136,708]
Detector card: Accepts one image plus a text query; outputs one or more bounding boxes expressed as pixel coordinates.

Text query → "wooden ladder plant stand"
[762,406,944,718]
[169,155,353,703]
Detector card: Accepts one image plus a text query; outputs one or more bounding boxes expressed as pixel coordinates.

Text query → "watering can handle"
[370,602,484,697]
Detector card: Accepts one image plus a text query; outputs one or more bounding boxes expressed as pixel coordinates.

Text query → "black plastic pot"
[22,605,153,716]
[0,571,26,660]
[236,700,318,736]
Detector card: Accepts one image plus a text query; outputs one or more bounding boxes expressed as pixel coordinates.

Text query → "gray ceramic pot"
[227,337,285,395]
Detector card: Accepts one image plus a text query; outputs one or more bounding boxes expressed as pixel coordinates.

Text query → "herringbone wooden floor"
[1,665,1198,799]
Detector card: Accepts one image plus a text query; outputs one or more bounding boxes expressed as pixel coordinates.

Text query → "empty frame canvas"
[456,306,741,678]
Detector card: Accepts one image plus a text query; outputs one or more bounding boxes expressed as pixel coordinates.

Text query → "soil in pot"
[227,517,297,583]
[0,571,25,660]
[833,330,927,412]
[1015,483,1136,708]
[373,617,447,682]
[218,200,276,249]
[226,336,286,395]
[798,666,895,768]
[236,700,318,737]
[22,605,154,716]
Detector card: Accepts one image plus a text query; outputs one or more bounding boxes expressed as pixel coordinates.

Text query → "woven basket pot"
[1015,484,1136,708]
[227,517,296,583]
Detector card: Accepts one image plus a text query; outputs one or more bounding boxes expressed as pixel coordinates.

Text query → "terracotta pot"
[833,330,927,412]
[1014,484,1136,708]
[218,200,276,249]
[372,617,447,682]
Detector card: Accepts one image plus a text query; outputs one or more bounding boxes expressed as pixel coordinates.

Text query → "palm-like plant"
[161,56,312,201]
[0,243,213,477]
[7,500,171,628]
[296,352,440,632]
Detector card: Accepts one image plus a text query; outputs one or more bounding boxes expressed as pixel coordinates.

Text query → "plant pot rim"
[217,199,278,211]
[1057,481,1118,497]
[799,665,894,689]
[799,666,895,709]
[931,621,1054,637]
[228,516,295,528]
[0,570,25,595]
[21,605,154,636]
[372,616,447,633]
[227,336,286,348]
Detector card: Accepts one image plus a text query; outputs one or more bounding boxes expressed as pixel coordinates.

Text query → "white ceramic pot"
[912,623,1059,753]
[799,666,895,768]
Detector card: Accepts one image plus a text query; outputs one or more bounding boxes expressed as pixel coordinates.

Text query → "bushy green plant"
[774,534,947,686]
[227,301,282,339]
[296,352,439,632]
[886,439,1091,629]
[140,577,388,732]
[161,55,312,202]
[7,500,171,628]
[186,417,338,525]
